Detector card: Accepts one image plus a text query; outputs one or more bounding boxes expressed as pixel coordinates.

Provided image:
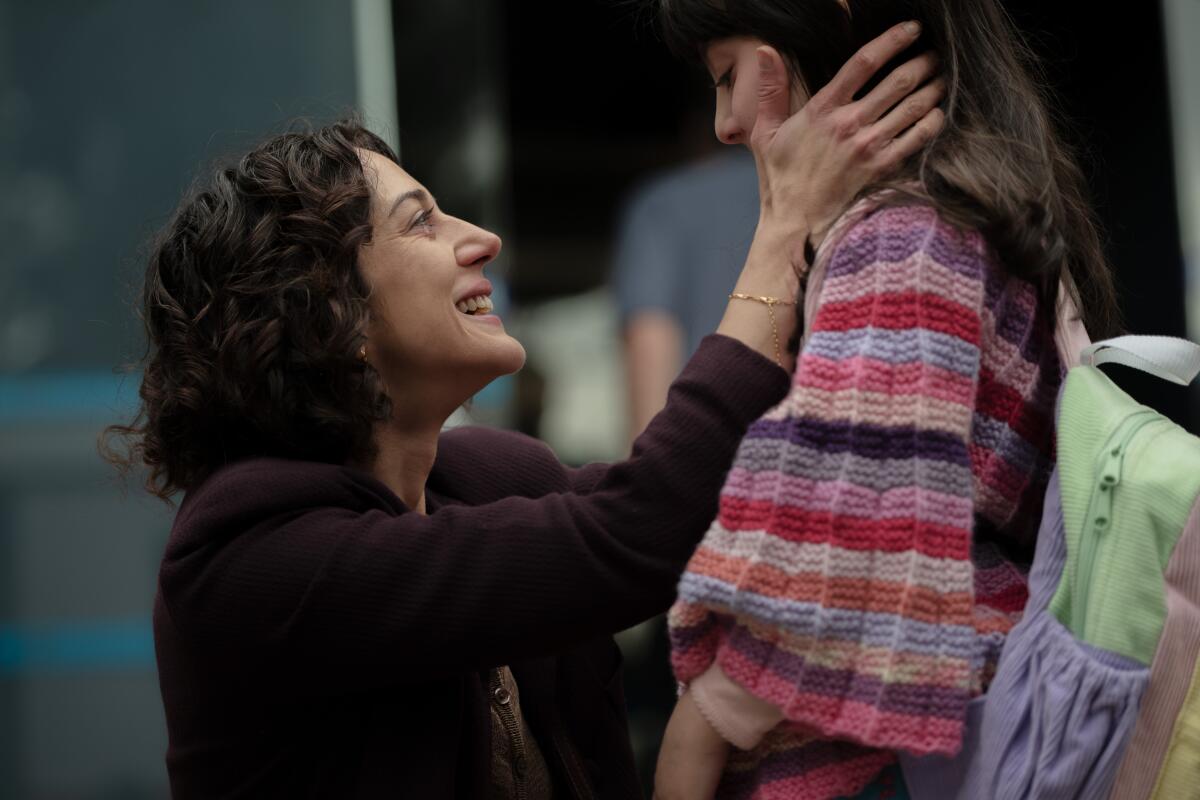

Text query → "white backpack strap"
[1056,279,1092,369]
[1081,335,1200,386]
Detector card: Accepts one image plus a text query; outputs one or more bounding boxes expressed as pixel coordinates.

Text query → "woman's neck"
[364,417,444,514]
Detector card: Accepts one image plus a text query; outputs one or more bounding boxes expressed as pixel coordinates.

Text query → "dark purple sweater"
[153,335,788,798]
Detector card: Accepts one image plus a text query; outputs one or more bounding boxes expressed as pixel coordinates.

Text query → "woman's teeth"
[456,295,493,315]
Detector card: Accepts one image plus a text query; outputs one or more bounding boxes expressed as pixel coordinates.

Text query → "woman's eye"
[713,68,733,89]
[413,209,435,233]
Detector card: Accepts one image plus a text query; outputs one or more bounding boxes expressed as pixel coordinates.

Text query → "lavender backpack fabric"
[899,336,1200,799]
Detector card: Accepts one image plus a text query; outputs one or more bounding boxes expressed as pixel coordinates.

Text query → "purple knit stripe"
[982,274,1038,347]
[990,296,1038,349]
[802,327,983,376]
[971,538,1020,571]
[724,624,970,720]
[825,207,986,283]
[746,417,972,467]
[719,443,976,497]
[677,574,978,657]
[668,612,726,652]
[971,413,1043,476]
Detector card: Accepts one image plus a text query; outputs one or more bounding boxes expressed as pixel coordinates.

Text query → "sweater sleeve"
[667,205,989,758]
[159,334,788,694]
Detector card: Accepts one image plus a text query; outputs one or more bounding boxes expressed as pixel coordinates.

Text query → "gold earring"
[357,345,368,361]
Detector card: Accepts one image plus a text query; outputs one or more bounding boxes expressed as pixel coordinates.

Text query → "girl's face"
[355,149,526,415]
[704,36,810,146]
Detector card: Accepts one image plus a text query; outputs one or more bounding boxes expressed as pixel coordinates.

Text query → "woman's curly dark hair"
[101,120,398,502]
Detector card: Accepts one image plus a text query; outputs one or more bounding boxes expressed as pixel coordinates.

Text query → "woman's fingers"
[811,20,923,111]
[870,77,946,145]
[876,106,946,169]
[750,45,791,153]
[854,51,941,125]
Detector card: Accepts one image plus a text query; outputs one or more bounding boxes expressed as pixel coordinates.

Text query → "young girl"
[653,1,1121,798]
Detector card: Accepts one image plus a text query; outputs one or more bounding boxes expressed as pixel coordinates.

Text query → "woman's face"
[704,36,809,146]
[356,149,526,412]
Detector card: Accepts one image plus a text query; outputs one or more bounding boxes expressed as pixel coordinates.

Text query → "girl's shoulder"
[820,190,990,281]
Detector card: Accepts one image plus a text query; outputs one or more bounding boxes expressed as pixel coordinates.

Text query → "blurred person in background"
[612,77,759,791]
[100,23,943,800]
[615,94,759,446]
[652,1,1123,798]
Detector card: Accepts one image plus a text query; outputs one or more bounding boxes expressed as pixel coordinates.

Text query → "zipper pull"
[1094,479,1114,533]
[1100,444,1123,488]
[1094,446,1122,531]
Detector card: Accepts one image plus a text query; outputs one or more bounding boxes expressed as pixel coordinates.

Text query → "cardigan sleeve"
[158,334,788,694]
[667,205,990,757]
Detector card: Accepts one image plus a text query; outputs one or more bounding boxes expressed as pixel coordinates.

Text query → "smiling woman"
[99,24,943,789]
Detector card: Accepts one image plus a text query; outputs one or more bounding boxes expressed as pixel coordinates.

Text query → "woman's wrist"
[716,222,807,370]
[740,221,808,296]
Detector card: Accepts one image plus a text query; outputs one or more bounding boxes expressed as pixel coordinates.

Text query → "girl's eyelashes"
[713,67,733,89]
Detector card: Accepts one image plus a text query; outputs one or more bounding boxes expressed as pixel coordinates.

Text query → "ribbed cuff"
[689,662,784,751]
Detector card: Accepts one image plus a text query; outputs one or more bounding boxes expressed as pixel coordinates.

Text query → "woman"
[103,23,942,799]
[652,1,1122,799]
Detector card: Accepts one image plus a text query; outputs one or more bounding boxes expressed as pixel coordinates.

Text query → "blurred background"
[0,0,1197,797]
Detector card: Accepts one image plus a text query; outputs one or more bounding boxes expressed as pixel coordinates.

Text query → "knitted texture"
[669,201,1061,798]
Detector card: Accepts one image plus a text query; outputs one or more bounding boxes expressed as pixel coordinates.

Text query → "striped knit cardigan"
[668,198,1063,799]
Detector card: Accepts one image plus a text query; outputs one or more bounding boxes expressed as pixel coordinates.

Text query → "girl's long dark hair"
[657,0,1121,338]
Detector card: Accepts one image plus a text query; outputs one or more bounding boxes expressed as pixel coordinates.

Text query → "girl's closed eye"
[713,67,734,89]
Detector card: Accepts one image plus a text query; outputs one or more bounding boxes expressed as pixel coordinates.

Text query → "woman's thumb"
[753,46,789,146]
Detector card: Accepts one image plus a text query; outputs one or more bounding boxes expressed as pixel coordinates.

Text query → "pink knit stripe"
[720,472,975,523]
[716,501,973,561]
[792,352,978,403]
[685,549,974,623]
[724,614,980,688]
[692,525,977,591]
[821,250,987,310]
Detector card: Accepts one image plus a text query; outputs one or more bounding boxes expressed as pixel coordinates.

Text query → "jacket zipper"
[1072,410,1159,637]
[489,668,529,800]
[547,721,596,800]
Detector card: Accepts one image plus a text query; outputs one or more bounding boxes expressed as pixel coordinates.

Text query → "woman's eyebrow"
[387,189,430,219]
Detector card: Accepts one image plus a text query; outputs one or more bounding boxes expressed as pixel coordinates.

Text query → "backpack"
[896,334,1200,798]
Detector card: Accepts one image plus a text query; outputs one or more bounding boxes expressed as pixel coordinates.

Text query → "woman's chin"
[463,336,526,381]
[492,337,527,375]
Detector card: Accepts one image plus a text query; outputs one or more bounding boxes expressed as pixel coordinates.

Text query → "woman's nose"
[456,224,502,269]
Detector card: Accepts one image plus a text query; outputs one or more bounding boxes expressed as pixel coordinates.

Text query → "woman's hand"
[653,690,731,800]
[752,21,946,269]
[721,21,946,368]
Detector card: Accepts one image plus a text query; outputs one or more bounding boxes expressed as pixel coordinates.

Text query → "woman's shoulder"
[431,426,571,502]
[172,457,402,544]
